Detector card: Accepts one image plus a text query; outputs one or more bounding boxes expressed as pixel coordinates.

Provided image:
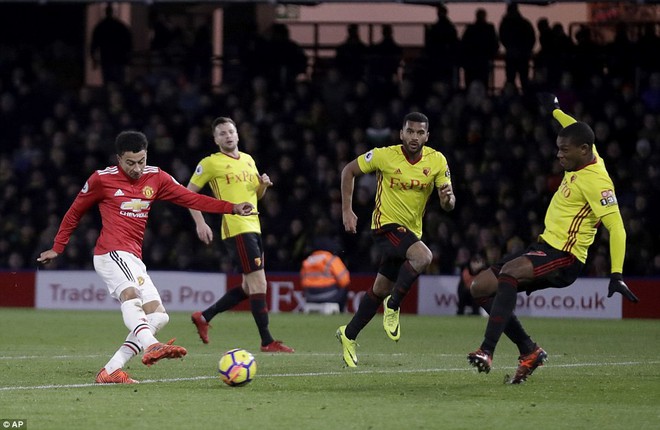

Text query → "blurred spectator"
[638,23,660,80]
[260,24,308,91]
[367,24,403,98]
[149,11,185,66]
[499,3,535,93]
[641,72,660,113]
[533,18,553,85]
[335,24,368,83]
[606,22,636,84]
[460,8,499,90]
[90,4,132,85]
[546,23,575,89]
[571,25,603,88]
[423,4,459,89]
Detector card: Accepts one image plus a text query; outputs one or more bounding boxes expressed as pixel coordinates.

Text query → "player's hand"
[607,273,639,303]
[537,92,560,115]
[343,210,358,234]
[439,183,455,211]
[259,173,273,188]
[195,223,214,245]
[233,202,256,216]
[37,249,59,264]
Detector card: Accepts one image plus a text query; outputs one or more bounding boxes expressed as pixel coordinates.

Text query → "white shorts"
[93,250,162,304]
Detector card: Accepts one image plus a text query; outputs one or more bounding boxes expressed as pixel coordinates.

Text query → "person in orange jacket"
[300,239,350,312]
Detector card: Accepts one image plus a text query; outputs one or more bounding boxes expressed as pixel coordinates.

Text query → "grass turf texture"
[0,309,658,430]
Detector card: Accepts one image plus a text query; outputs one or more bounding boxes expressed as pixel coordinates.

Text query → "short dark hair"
[115,131,148,155]
[559,122,594,148]
[403,112,429,128]
[212,117,236,132]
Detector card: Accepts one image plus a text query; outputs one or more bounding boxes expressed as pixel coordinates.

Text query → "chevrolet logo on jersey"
[120,199,151,212]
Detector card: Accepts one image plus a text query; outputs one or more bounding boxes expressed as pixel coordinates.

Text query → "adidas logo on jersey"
[114,189,125,196]
[394,169,402,174]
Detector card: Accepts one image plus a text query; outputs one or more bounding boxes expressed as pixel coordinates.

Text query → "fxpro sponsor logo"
[417,276,621,319]
[267,280,364,314]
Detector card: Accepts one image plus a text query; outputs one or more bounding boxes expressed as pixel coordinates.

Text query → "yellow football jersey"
[190,151,261,239]
[540,153,619,263]
[357,145,452,238]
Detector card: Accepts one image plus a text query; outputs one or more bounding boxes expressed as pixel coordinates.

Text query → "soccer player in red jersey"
[38,131,254,384]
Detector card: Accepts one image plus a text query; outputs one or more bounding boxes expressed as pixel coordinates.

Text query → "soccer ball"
[218,348,257,387]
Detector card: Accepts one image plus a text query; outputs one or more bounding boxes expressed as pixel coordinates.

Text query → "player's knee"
[118,286,140,303]
[470,271,497,298]
[499,261,522,280]
[410,248,433,272]
[470,280,493,298]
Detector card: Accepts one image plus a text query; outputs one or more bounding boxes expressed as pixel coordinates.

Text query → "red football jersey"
[52,165,234,259]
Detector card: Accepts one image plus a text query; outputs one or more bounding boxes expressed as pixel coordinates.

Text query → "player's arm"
[538,93,577,127]
[159,172,252,215]
[187,182,213,245]
[600,211,639,303]
[38,175,99,263]
[341,159,364,234]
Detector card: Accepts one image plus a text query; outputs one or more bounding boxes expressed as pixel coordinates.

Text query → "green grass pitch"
[1,308,658,430]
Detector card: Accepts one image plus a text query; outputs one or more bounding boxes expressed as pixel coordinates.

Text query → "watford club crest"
[254,257,262,267]
[423,167,431,177]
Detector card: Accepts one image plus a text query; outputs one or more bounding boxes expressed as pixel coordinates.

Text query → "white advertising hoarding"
[35,270,227,311]
[417,275,622,319]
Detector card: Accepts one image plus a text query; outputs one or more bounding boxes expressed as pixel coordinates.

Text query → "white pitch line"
[0,354,106,360]
[0,352,462,360]
[1,360,658,392]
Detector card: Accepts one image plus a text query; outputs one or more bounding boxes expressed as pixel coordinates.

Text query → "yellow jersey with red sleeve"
[190,151,261,239]
[356,145,451,238]
[539,155,619,263]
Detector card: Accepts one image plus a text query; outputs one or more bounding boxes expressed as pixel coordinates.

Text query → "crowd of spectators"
[1,15,660,278]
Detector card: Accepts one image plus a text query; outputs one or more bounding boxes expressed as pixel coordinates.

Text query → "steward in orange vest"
[457,253,486,315]
[300,249,350,312]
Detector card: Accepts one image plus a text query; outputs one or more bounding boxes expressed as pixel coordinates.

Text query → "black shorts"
[371,224,420,282]
[492,241,584,294]
[223,233,264,274]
